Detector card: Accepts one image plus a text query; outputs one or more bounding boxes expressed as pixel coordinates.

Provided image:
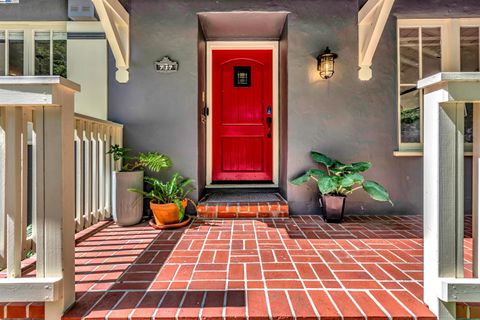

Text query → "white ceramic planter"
[112,171,144,226]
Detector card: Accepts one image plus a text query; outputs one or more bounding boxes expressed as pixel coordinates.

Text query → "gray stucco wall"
[0,0,68,21]
[4,0,478,215]
[105,0,480,215]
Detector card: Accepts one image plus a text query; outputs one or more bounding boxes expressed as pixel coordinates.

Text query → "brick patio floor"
[56,215,474,319]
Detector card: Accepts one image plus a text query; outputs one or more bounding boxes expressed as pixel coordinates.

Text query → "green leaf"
[175,199,185,222]
[131,173,194,205]
[351,162,372,173]
[362,180,393,205]
[290,173,311,185]
[310,151,334,167]
[317,175,336,194]
[332,160,348,170]
[139,152,172,172]
[307,169,328,178]
[340,175,355,188]
[349,173,364,184]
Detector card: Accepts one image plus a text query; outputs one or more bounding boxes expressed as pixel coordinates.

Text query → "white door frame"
[206,41,279,188]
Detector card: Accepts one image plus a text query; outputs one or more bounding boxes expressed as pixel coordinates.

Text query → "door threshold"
[205,183,278,189]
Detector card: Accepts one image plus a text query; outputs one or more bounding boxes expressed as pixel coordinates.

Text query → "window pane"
[461,27,479,72]
[465,103,474,143]
[0,32,5,76]
[52,32,67,78]
[422,27,441,78]
[8,31,23,76]
[35,31,51,75]
[400,86,421,143]
[400,28,419,84]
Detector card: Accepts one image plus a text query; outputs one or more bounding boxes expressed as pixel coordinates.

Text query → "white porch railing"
[420,72,480,319]
[0,76,123,319]
[74,113,123,232]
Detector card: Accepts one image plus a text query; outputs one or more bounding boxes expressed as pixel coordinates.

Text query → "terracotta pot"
[319,195,346,223]
[150,199,187,226]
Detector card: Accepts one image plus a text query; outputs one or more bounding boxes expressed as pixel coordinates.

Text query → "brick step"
[197,192,289,218]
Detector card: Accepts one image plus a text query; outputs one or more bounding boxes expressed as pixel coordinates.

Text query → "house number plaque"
[155,56,179,73]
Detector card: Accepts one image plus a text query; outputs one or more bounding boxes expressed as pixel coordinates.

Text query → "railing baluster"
[91,123,98,224]
[20,109,29,259]
[98,125,105,220]
[83,121,91,228]
[105,126,112,218]
[5,107,22,278]
[74,120,85,232]
[32,108,45,277]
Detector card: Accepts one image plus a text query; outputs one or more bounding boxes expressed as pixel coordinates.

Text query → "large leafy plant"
[129,173,194,221]
[291,151,392,204]
[107,144,172,172]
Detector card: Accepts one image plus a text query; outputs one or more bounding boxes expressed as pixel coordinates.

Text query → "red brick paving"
[0,215,475,319]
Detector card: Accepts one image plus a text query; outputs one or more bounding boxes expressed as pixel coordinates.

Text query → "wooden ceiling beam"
[358,0,395,80]
[91,0,130,83]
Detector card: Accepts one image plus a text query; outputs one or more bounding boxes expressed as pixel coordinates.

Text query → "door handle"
[266,117,272,138]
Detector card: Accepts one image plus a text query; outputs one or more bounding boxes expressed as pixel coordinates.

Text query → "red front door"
[212,49,273,182]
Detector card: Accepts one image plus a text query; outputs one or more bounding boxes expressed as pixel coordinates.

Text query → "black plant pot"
[319,195,346,223]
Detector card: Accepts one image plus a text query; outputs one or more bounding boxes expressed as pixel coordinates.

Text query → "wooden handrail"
[75,112,123,128]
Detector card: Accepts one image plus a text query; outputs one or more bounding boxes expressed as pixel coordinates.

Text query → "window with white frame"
[397,18,480,151]
[0,23,67,77]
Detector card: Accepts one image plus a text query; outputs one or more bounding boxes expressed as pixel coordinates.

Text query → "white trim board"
[206,41,279,188]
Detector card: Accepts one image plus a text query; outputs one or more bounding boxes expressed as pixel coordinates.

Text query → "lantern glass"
[317,47,338,79]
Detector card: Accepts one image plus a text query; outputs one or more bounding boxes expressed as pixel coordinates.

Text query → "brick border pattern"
[197,201,289,218]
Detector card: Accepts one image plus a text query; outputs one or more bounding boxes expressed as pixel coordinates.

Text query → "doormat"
[203,192,284,203]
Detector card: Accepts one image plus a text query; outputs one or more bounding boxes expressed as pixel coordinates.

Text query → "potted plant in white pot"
[291,151,392,222]
[107,144,172,226]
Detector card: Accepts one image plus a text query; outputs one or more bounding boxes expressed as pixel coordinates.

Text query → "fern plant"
[129,173,194,221]
[107,144,172,172]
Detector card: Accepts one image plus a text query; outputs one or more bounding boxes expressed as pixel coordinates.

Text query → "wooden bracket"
[358,0,395,81]
[91,0,130,83]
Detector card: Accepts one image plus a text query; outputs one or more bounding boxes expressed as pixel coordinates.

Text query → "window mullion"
[5,30,8,76]
[50,30,53,75]
[24,29,33,76]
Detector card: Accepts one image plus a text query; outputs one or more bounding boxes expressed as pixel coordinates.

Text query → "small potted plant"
[291,151,392,222]
[107,144,172,226]
[130,173,194,227]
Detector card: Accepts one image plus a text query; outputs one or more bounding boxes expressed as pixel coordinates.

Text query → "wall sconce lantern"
[317,47,338,79]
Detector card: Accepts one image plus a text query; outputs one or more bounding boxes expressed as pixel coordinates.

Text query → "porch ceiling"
[198,11,289,41]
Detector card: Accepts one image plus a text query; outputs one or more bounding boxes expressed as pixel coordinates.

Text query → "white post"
[0,76,80,319]
[419,72,480,319]
[45,84,77,318]
[32,108,45,277]
[4,107,22,278]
